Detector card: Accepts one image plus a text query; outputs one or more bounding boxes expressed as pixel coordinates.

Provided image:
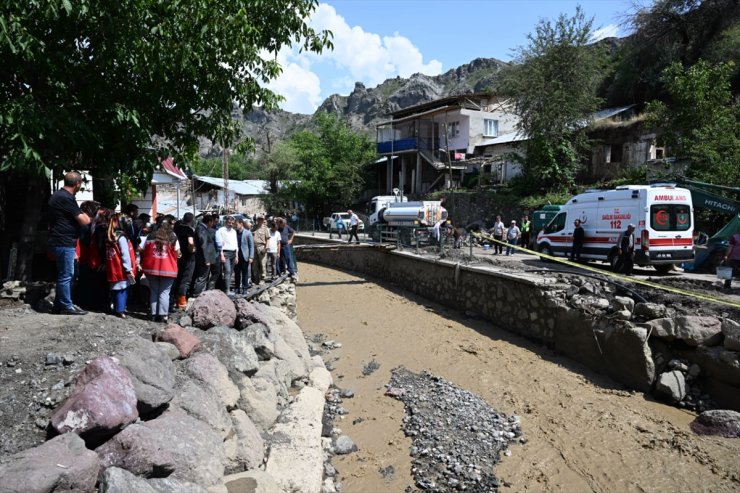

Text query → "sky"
[266,0,638,115]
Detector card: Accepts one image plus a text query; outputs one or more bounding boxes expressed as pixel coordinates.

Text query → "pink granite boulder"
[50,356,138,443]
[157,323,201,358]
[188,290,236,329]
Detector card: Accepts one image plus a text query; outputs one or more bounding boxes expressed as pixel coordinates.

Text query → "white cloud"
[309,3,443,85]
[591,24,619,42]
[265,59,323,114]
[266,2,442,113]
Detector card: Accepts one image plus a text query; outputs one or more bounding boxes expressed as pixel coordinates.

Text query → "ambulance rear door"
[642,188,694,265]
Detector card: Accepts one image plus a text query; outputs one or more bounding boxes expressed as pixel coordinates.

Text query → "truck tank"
[376,201,447,227]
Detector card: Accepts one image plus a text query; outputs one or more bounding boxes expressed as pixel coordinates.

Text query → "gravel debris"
[388,367,521,493]
[362,359,381,376]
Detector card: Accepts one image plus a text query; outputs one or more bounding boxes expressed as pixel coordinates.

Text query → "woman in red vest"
[141,219,180,322]
[106,214,137,318]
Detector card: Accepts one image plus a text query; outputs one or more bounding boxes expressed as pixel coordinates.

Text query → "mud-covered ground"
[297,261,740,493]
[0,304,159,457]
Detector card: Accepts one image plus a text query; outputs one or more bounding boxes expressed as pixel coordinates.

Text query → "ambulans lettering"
[654,195,688,201]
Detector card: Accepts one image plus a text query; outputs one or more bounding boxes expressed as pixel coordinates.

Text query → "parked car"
[322,212,364,234]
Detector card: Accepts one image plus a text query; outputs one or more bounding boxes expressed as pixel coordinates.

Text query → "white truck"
[323,212,364,238]
[367,192,447,244]
[535,184,694,273]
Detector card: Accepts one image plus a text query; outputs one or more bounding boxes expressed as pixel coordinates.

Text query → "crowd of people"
[47,171,298,321]
[482,215,531,255]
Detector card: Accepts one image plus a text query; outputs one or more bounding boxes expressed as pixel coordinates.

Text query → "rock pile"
[387,368,522,492]
[0,284,334,493]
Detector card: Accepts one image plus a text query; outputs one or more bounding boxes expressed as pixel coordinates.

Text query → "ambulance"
[535,185,694,273]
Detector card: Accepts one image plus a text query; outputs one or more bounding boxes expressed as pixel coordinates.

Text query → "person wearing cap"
[252,214,270,284]
[617,224,636,275]
[570,219,585,262]
[505,220,521,256]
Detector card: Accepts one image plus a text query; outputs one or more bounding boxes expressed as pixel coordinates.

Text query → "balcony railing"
[377,138,417,154]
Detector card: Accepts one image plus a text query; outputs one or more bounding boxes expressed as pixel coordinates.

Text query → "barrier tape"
[470,231,740,309]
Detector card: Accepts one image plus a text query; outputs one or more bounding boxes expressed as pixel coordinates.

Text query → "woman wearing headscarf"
[140,219,180,322]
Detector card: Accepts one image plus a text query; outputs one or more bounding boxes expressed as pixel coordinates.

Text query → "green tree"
[191,154,262,181]
[279,112,375,216]
[646,60,740,185]
[500,6,607,193]
[604,0,739,105]
[0,0,331,279]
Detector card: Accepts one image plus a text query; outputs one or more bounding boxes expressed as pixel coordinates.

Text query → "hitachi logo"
[706,200,736,212]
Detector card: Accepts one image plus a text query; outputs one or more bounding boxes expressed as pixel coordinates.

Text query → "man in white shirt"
[216,216,239,295]
[506,220,521,256]
[347,209,360,244]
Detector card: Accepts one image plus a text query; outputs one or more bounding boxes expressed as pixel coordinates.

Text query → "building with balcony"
[375,93,520,194]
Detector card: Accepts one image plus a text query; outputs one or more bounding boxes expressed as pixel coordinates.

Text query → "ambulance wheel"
[537,243,553,262]
[653,264,672,275]
[608,251,620,271]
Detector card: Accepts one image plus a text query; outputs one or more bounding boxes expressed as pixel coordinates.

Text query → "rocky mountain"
[201,57,508,158]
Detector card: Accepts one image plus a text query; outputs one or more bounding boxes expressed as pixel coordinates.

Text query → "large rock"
[633,302,667,319]
[235,375,279,432]
[234,299,277,329]
[0,433,99,493]
[601,324,655,391]
[147,478,208,493]
[264,306,312,377]
[255,360,291,403]
[642,316,723,346]
[182,352,240,409]
[611,296,635,313]
[170,380,233,439]
[199,326,260,376]
[309,366,332,394]
[241,323,276,360]
[690,409,740,438]
[265,387,326,493]
[50,356,138,442]
[655,370,686,402]
[157,323,202,358]
[117,336,177,415]
[223,470,281,493]
[100,467,157,493]
[722,318,740,351]
[96,411,225,488]
[223,410,265,474]
[691,346,740,387]
[189,290,237,329]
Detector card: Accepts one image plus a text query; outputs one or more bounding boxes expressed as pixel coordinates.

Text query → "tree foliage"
[500,6,607,192]
[0,0,332,189]
[278,112,375,215]
[646,59,740,185]
[604,0,739,105]
[191,154,262,181]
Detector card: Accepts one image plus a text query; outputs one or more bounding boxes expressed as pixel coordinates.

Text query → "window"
[609,144,623,163]
[650,204,691,232]
[447,121,460,138]
[484,119,498,137]
[545,213,567,234]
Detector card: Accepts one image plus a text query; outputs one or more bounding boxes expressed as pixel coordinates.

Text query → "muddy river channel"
[297,262,740,492]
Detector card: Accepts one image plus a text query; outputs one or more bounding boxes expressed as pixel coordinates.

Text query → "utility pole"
[222,144,229,213]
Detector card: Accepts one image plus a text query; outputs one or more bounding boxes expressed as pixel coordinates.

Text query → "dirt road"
[297,262,740,492]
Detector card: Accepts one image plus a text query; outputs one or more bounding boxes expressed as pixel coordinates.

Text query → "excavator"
[668,179,740,272]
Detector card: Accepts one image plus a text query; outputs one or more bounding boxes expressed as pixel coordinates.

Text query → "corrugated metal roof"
[475,131,528,147]
[194,176,269,195]
[161,156,188,179]
[591,105,635,121]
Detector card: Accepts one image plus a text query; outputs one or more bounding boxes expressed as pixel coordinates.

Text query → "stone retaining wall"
[295,237,740,411]
[0,284,337,493]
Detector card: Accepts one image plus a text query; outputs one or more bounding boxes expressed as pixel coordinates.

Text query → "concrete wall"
[294,237,655,393]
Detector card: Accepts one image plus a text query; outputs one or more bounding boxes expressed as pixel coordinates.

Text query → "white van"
[535,185,694,273]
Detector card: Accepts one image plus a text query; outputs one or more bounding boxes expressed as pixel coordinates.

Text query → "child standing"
[106,214,136,318]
